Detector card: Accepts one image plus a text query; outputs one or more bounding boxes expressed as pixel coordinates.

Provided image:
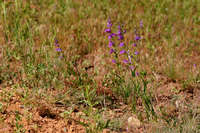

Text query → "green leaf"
[131,67,137,77]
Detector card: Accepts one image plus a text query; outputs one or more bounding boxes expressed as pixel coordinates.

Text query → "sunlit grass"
[0,0,199,132]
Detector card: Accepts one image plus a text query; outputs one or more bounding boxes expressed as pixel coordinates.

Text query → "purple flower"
[135,35,141,41]
[59,55,63,59]
[110,48,115,54]
[56,48,62,52]
[111,33,117,36]
[140,20,143,28]
[134,51,139,55]
[54,40,60,47]
[117,25,121,29]
[132,43,137,47]
[105,29,111,33]
[123,59,129,64]
[119,42,124,47]
[118,34,124,40]
[136,72,139,76]
[107,19,112,27]
[130,66,135,70]
[128,55,132,64]
[112,59,116,64]
[55,43,60,47]
[55,39,58,44]
[109,41,114,48]
[108,35,112,40]
[108,33,117,39]
[117,30,122,35]
[119,50,126,54]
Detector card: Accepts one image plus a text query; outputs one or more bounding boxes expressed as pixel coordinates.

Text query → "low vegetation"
[0,0,199,132]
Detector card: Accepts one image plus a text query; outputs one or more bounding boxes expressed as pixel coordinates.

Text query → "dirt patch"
[0,93,86,133]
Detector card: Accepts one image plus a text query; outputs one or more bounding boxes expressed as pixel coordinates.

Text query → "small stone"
[127,116,141,128]
[19,105,25,109]
[63,127,67,132]
[103,129,110,133]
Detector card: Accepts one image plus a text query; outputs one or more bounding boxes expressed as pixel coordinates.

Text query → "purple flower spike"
[135,35,141,41]
[119,50,126,54]
[56,48,62,52]
[109,41,114,48]
[134,51,139,55]
[110,48,115,54]
[123,59,129,64]
[105,29,111,33]
[112,59,116,64]
[132,43,137,47]
[119,42,124,47]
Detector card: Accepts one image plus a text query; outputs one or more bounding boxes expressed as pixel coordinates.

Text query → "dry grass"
[0,0,199,132]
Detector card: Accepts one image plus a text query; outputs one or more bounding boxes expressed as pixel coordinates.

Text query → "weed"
[105,19,156,119]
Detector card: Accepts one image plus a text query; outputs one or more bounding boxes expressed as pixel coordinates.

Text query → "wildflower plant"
[54,39,63,59]
[105,19,156,119]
